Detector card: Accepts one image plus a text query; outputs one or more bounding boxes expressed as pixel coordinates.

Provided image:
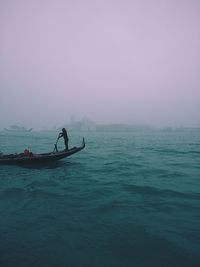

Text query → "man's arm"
[58,133,63,139]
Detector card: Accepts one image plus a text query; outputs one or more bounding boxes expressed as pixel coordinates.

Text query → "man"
[58,128,69,150]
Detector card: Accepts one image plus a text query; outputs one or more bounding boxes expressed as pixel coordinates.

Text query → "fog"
[1,0,200,129]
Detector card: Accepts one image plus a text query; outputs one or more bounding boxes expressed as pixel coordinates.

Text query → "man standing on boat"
[58,128,69,150]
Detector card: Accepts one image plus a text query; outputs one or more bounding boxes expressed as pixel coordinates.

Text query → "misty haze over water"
[1,2,200,266]
[0,0,200,129]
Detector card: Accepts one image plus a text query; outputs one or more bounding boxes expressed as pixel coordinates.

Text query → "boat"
[0,130,85,165]
[4,125,33,132]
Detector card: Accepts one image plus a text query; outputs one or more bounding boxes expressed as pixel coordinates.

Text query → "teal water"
[0,130,200,267]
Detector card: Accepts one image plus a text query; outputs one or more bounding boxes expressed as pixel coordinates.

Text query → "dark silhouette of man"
[58,128,69,150]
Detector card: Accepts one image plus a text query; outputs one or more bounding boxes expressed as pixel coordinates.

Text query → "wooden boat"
[0,138,85,165]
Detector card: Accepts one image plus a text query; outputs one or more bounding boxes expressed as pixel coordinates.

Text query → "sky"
[0,0,200,129]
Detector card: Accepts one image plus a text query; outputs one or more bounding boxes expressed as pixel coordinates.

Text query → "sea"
[0,129,199,267]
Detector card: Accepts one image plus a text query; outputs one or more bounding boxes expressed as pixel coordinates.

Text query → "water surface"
[0,129,200,267]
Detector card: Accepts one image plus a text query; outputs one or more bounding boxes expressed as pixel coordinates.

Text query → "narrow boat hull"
[0,141,85,165]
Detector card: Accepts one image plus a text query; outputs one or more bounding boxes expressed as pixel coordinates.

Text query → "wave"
[154,148,200,155]
[123,184,200,200]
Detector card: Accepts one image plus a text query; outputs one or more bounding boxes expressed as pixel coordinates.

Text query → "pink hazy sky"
[0,0,200,128]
